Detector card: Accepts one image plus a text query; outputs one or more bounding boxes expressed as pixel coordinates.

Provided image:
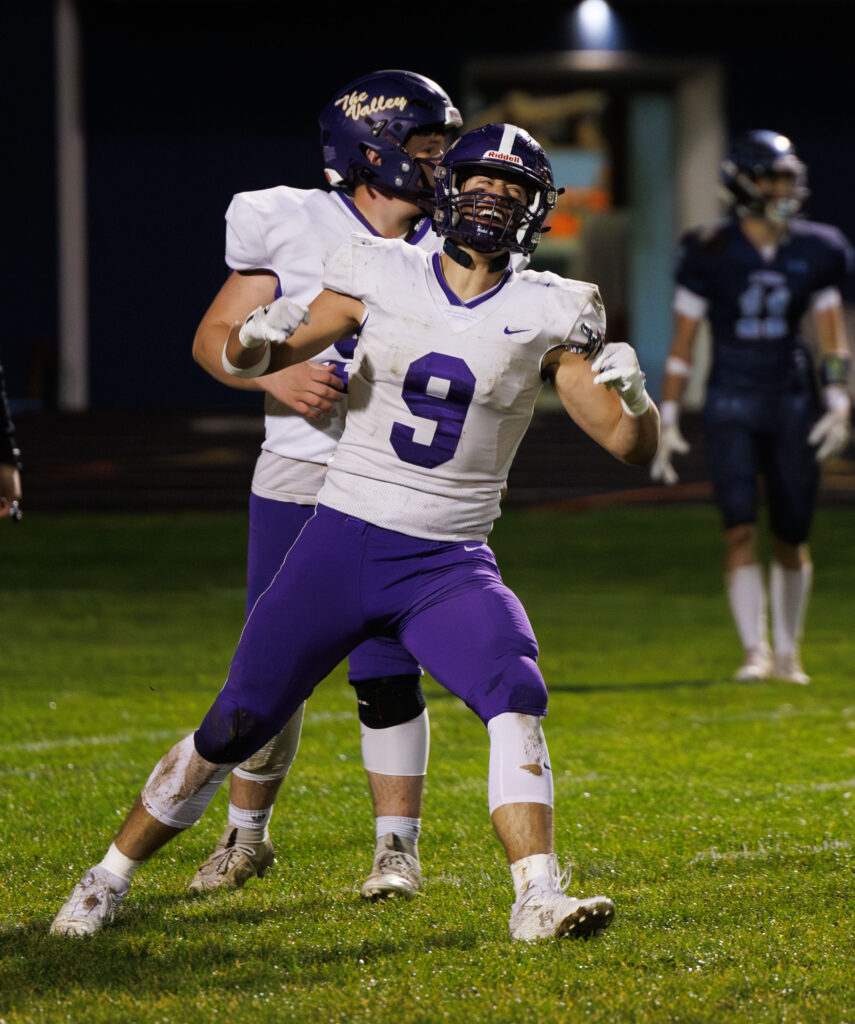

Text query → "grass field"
[1,504,854,1023]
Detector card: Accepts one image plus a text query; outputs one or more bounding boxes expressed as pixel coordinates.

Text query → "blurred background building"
[4,0,854,509]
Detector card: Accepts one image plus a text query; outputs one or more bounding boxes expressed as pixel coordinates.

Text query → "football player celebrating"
[189,71,462,898]
[651,130,853,684]
[0,359,23,521]
[52,123,658,942]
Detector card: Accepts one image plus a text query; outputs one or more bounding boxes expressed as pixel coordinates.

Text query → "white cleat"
[733,647,773,682]
[50,867,126,937]
[360,834,422,900]
[772,653,811,685]
[188,827,275,893]
[509,877,615,942]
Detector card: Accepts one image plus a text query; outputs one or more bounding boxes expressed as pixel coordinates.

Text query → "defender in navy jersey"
[53,124,658,943]
[651,130,853,684]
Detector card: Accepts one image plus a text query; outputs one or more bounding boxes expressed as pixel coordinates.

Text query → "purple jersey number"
[325,336,357,391]
[390,352,476,468]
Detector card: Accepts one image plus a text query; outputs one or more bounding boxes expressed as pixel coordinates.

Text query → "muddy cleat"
[733,647,773,682]
[360,834,422,900]
[772,652,811,685]
[509,878,615,942]
[50,867,126,937]
[188,827,275,893]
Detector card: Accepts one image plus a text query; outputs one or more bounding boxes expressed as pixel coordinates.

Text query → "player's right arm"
[193,269,278,390]
[193,270,345,418]
[222,288,364,378]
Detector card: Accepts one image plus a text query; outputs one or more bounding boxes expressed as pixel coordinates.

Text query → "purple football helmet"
[319,70,462,209]
[432,123,559,256]
[721,129,808,221]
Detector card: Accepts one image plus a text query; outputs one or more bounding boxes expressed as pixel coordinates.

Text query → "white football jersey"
[225,187,437,499]
[317,236,605,542]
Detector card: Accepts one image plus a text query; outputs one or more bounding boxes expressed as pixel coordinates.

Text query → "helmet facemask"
[437,165,542,254]
[357,120,458,213]
[721,130,809,223]
[433,125,559,257]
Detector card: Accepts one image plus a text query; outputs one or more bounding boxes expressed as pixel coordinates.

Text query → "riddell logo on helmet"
[484,151,523,166]
[335,90,408,122]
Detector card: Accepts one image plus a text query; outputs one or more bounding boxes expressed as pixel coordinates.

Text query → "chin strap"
[443,238,510,273]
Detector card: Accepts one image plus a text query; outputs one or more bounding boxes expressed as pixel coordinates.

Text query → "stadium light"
[571,0,621,50]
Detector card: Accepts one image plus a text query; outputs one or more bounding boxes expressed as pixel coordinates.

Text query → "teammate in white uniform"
[53,124,659,942]
[189,71,461,897]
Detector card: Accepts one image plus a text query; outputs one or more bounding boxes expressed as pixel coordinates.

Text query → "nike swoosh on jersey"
[464,543,484,551]
[503,326,530,335]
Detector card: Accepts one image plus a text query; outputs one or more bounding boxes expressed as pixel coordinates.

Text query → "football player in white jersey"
[189,71,462,897]
[52,124,658,942]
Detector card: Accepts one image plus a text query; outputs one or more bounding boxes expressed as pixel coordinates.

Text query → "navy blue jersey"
[675,217,853,393]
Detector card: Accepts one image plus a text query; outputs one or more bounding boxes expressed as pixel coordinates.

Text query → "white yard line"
[0,728,189,755]
[691,837,851,864]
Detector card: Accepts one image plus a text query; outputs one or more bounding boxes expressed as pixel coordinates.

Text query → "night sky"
[5,0,854,409]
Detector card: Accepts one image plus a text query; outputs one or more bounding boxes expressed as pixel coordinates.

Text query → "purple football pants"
[195,504,546,764]
[247,492,420,680]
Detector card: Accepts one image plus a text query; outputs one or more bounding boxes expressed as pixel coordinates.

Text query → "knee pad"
[233,704,305,782]
[350,674,425,729]
[487,713,553,814]
[361,708,429,776]
[142,734,237,829]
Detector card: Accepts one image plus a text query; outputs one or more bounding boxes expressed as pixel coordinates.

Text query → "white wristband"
[222,339,271,378]
[659,399,680,428]
[665,355,692,377]
[824,383,851,415]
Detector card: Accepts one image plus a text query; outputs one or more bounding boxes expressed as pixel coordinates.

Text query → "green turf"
[1,505,854,1023]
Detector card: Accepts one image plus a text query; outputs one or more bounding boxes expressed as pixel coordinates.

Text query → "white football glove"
[591,342,650,416]
[649,400,689,485]
[238,296,310,349]
[650,426,690,485]
[808,384,851,462]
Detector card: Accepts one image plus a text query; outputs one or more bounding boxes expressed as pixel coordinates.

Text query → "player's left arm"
[222,289,364,379]
[808,293,851,460]
[545,344,660,465]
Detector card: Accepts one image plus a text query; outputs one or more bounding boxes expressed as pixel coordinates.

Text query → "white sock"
[375,815,420,849]
[98,842,140,891]
[770,562,813,656]
[510,853,556,899]
[726,564,769,652]
[227,803,272,841]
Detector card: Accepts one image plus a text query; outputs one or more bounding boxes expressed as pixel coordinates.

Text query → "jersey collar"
[334,191,430,245]
[430,251,512,308]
